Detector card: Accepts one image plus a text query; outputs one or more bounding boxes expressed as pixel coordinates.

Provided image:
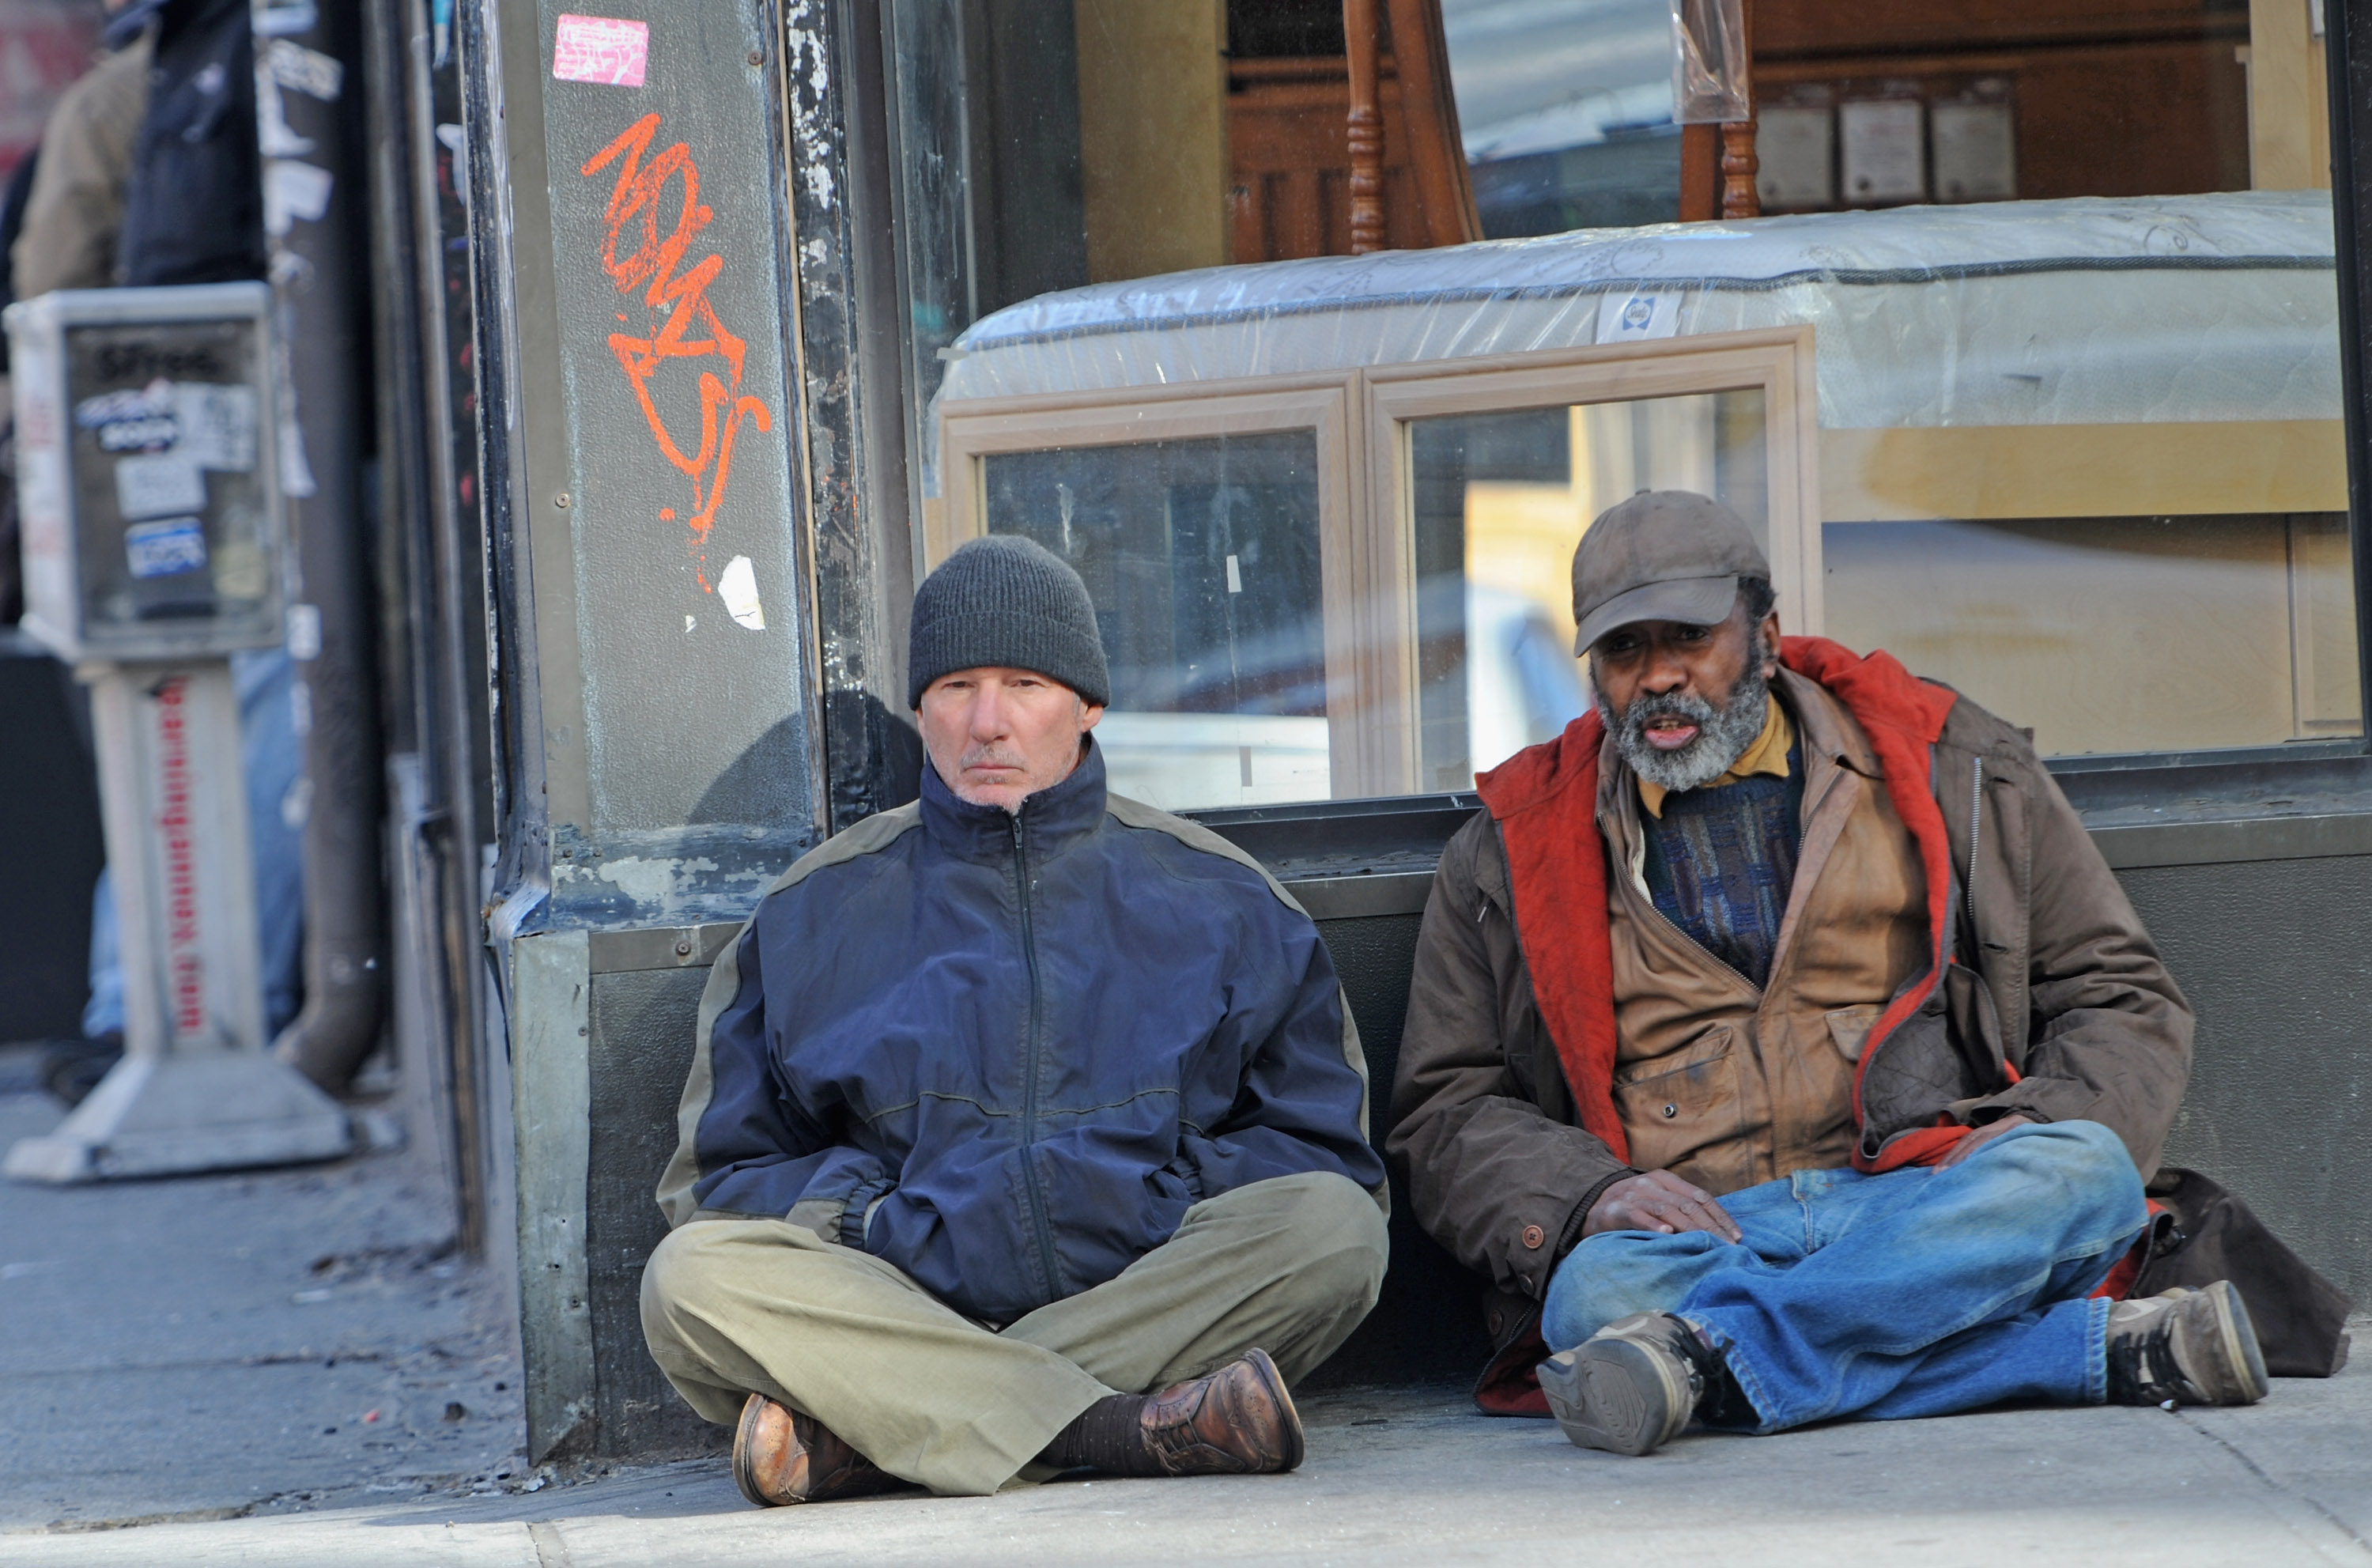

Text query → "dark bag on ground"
[2134,1166,2353,1377]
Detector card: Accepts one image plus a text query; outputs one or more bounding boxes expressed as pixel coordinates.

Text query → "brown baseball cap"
[1570,489,1770,655]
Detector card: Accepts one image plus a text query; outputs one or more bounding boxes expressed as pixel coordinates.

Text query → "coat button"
[1487,1310,1505,1336]
[1521,1224,1545,1249]
[1663,1104,1678,1118]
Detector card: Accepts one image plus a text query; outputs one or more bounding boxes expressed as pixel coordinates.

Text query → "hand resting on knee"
[1584,1169,1743,1241]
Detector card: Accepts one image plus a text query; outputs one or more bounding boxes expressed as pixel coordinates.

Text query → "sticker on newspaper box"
[553,14,648,86]
[125,518,208,580]
[75,381,257,472]
[115,452,208,520]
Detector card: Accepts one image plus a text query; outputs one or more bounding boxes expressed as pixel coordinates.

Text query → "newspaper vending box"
[3,284,349,1183]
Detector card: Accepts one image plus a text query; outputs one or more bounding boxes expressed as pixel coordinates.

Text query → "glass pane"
[1408,389,1770,790]
[1440,0,2284,233]
[1815,257,2361,755]
[62,319,275,645]
[1826,514,2363,756]
[911,0,2365,776]
[1749,5,2253,215]
[1443,0,1683,236]
[981,433,1328,810]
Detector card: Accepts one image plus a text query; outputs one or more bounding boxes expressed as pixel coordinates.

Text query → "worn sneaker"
[2106,1281,2270,1407]
[732,1392,899,1506]
[1538,1313,1717,1457]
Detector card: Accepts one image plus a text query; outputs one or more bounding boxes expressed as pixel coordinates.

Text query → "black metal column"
[252,0,387,1090]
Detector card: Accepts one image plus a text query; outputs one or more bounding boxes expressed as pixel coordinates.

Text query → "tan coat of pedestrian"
[11,32,153,300]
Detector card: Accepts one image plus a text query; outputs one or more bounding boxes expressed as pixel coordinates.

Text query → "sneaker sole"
[1539,1340,1688,1457]
[2200,1280,2271,1405]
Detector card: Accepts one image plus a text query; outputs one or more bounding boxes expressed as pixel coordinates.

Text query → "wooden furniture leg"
[1345,0,1386,253]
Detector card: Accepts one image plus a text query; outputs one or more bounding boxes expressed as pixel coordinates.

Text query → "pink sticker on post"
[553,14,648,87]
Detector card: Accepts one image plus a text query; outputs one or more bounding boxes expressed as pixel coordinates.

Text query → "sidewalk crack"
[2178,1412,2372,1561]
[530,1519,572,1567]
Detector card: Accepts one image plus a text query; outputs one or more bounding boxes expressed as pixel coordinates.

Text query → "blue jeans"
[1542,1120,2148,1433]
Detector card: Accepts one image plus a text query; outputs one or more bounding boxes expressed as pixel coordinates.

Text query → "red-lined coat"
[1386,638,2193,1410]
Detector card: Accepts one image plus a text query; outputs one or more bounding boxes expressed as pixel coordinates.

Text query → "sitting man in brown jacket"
[1389,490,2268,1457]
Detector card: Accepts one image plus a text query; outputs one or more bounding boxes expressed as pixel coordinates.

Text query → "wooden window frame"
[932,327,1822,802]
[1360,327,1823,790]
[933,375,1382,792]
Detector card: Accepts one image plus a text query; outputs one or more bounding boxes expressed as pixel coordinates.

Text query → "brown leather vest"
[1599,669,1930,1196]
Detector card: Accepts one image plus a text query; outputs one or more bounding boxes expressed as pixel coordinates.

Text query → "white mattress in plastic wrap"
[931,191,2342,489]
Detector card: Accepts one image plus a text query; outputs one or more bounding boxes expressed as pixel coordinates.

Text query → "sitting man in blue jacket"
[641,535,1390,1505]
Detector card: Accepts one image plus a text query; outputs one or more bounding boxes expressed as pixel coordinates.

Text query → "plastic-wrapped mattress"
[931,191,2340,483]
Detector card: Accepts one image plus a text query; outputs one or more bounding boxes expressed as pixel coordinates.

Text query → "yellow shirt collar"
[1637,695,1793,818]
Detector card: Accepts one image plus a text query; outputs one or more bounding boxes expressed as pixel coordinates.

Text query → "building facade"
[368,0,2372,1459]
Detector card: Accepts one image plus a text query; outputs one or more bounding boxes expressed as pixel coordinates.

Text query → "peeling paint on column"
[775,0,903,833]
[548,822,798,927]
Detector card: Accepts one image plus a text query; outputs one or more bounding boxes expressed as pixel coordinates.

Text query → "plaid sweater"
[1639,742,1806,987]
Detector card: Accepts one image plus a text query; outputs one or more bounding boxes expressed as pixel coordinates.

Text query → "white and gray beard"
[1603,659,1773,795]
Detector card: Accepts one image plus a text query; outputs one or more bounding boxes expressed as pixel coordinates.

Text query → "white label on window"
[115,453,207,520]
[1226,554,1243,594]
[125,517,208,580]
[1596,291,1682,343]
[1839,100,1925,203]
[1931,102,2016,202]
[1756,106,1835,210]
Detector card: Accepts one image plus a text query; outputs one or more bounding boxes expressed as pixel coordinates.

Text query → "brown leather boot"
[731,1392,899,1506]
[1136,1347,1306,1477]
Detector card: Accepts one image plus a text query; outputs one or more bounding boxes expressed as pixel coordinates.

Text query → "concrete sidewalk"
[6,1364,2370,1567]
[2,1068,2366,1567]
[0,1067,526,1533]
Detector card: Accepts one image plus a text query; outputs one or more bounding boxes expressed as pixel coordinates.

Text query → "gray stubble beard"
[1601,643,1773,795]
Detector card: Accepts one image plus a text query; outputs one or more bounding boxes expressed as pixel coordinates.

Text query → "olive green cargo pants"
[640,1169,1388,1497]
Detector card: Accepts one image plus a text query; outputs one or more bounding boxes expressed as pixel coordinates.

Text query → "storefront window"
[935,335,1816,807]
[896,1,2365,806]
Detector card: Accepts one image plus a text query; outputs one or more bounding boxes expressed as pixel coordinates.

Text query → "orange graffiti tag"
[582,112,772,586]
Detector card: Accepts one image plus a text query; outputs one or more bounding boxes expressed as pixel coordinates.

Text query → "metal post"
[253,0,389,1091]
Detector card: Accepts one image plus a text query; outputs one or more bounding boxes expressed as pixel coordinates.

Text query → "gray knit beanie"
[907,535,1112,708]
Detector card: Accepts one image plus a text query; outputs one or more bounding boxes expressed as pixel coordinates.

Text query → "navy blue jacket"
[657,741,1386,1324]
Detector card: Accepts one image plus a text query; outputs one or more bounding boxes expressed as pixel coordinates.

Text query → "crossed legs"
[1542,1120,2149,1431]
[640,1170,1388,1496]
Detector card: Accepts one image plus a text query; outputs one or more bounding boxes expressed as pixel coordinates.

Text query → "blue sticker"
[125,518,209,580]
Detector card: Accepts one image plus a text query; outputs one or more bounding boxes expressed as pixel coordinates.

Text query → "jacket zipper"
[1010,813,1064,1301]
[1964,757,1985,943]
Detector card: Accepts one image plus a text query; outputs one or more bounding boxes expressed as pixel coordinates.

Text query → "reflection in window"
[1411,389,1770,789]
[1826,514,2362,756]
[1437,0,2283,232]
[982,434,1328,810]
[1443,0,1681,236]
